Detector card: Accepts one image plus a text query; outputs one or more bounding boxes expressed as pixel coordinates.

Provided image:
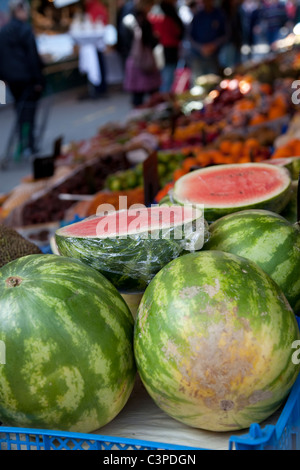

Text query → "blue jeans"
[160,63,177,93]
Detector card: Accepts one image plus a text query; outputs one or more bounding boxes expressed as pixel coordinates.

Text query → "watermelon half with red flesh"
[261,157,300,181]
[55,205,206,293]
[171,163,292,223]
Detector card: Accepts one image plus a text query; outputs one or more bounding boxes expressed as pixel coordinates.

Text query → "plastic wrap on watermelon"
[55,205,209,293]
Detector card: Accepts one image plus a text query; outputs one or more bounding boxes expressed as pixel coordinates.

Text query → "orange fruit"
[230,141,244,157]
[249,114,267,126]
[219,140,232,154]
[244,137,260,150]
[173,168,187,181]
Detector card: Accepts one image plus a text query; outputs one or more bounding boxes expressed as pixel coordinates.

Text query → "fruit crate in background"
[1,317,300,451]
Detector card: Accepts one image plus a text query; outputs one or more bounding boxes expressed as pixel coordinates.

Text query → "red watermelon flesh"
[55,205,207,292]
[59,205,203,238]
[172,163,292,222]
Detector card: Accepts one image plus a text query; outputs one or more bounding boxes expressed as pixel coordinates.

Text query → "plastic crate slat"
[0,427,200,451]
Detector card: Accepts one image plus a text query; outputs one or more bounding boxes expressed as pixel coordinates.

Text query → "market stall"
[0,39,300,452]
[29,0,123,93]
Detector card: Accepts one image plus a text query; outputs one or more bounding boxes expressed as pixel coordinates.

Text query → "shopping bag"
[171,64,191,94]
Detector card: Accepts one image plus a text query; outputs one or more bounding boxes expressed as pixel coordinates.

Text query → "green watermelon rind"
[134,250,300,432]
[205,209,300,313]
[0,254,136,433]
[281,180,298,224]
[55,208,207,293]
[171,163,292,223]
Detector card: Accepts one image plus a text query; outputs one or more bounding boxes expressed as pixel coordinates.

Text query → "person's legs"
[160,63,177,93]
[95,50,108,95]
[132,91,145,107]
[9,83,39,155]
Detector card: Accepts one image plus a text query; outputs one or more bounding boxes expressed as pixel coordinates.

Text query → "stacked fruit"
[0,161,299,436]
[2,50,300,441]
[56,162,299,432]
[104,151,187,193]
[134,162,300,432]
[0,254,136,433]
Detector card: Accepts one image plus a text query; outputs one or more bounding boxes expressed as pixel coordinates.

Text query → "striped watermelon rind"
[0,254,136,433]
[55,206,207,293]
[171,163,292,223]
[134,250,300,432]
[205,209,300,314]
[281,180,298,224]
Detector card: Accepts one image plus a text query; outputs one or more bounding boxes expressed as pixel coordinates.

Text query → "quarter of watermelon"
[205,209,300,314]
[172,163,292,223]
[134,250,300,432]
[0,254,136,433]
[55,205,206,293]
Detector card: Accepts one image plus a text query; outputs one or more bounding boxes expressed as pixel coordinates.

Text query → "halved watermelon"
[263,157,300,181]
[55,205,207,292]
[172,163,292,223]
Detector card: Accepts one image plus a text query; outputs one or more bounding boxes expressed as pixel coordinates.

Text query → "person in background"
[0,0,45,158]
[178,1,201,73]
[285,0,300,33]
[188,0,227,81]
[239,0,260,57]
[220,0,243,68]
[84,0,109,98]
[85,0,109,24]
[116,0,136,65]
[285,0,298,23]
[123,0,161,107]
[150,0,185,93]
[260,0,288,47]
[117,0,135,66]
[293,0,300,25]
[178,0,200,26]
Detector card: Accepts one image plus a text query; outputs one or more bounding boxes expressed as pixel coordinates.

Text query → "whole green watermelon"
[0,254,136,433]
[134,251,300,432]
[205,209,300,314]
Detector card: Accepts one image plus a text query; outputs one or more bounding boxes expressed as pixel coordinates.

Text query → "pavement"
[0,85,133,195]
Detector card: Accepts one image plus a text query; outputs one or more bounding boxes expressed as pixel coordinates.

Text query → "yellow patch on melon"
[55,366,85,411]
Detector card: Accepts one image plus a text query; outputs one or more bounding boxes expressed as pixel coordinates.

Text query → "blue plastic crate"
[0,427,206,451]
[229,372,300,450]
[1,317,300,451]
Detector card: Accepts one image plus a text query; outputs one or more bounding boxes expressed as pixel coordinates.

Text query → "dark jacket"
[120,7,159,60]
[0,17,44,85]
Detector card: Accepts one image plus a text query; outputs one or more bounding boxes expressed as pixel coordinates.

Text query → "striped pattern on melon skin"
[281,180,298,224]
[134,251,300,432]
[205,209,300,314]
[0,254,136,433]
[55,215,207,293]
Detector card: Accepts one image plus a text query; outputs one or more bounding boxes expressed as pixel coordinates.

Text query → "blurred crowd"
[116,0,300,104]
[1,0,300,158]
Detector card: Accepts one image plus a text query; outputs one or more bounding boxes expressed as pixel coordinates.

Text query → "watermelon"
[171,162,292,223]
[0,254,136,433]
[55,205,206,293]
[263,157,300,181]
[205,209,300,314]
[134,250,300,432]
[281,180,298,224]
